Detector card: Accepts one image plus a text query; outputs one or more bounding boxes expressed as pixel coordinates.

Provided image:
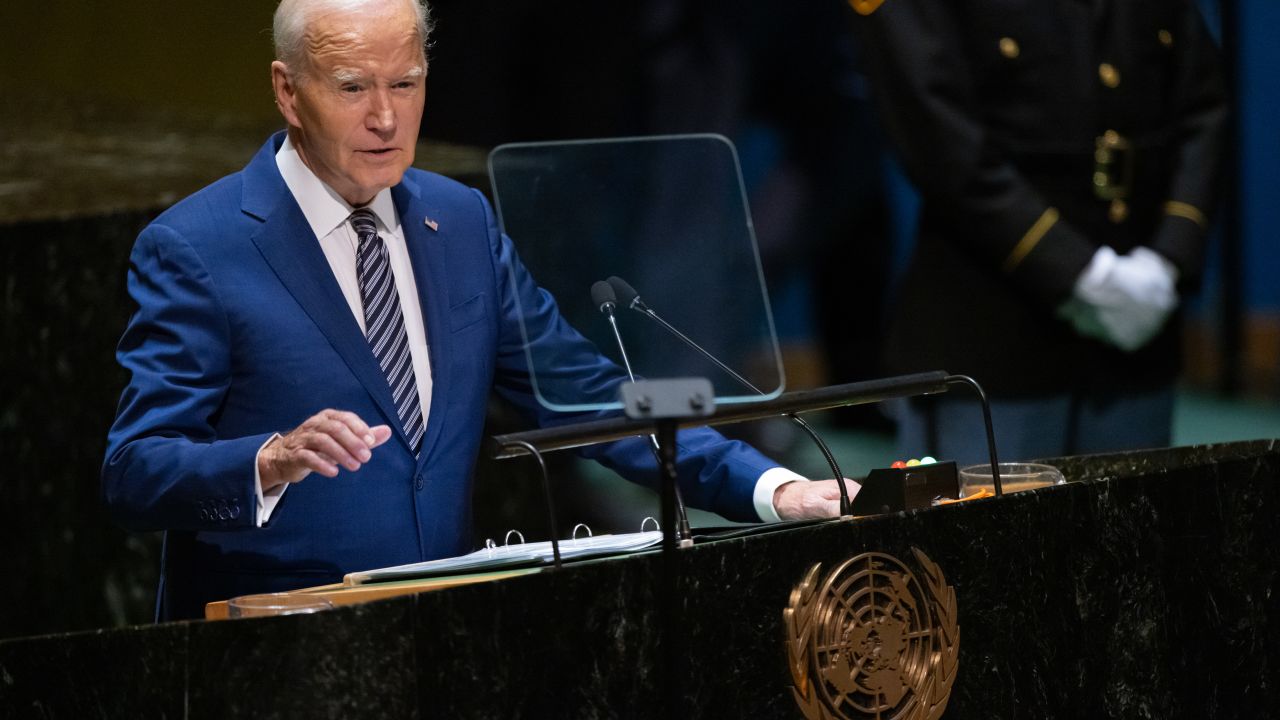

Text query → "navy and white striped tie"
[351,209,425,454]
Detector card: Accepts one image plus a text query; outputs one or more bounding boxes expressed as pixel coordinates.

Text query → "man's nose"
[366,89,396,133]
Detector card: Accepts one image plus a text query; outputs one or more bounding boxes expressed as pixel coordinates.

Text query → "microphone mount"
[607,276,853,516]
[591,279,694,547]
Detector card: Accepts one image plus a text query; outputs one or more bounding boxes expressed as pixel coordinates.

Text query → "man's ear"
[271,61,301,127]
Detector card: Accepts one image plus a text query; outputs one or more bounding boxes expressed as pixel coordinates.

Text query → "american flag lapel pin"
[423,216,440,232]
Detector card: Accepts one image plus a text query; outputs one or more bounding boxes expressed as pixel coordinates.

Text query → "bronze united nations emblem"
[784,549,959,720]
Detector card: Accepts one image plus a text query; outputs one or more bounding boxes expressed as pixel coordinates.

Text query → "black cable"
[943,374,1003,496]
[616,292,848,514]
[503,439,562,568]
[784,413,849,515]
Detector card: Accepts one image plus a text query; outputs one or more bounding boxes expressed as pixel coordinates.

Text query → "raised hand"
[258,409,393,491]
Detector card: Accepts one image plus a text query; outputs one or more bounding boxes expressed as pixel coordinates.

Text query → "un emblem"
[784,549,959,720]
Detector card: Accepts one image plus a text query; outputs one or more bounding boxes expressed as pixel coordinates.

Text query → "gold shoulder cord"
[1163,201,1208,230]
[1002,207,1060,273]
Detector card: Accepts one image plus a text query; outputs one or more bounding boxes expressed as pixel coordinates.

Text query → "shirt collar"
[275,134,401,240]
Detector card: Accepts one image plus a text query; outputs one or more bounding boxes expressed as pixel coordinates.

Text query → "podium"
[3,439,1280,718]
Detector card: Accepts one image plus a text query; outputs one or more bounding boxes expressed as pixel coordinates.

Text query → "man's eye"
[340,85,362,94]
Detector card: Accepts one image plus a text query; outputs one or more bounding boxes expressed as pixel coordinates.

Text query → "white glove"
[1057,246,1180,352]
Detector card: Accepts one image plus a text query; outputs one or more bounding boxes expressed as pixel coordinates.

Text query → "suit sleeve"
[1147,1,1229,284]
[101,224,271,532]
[473,190,781,523]
[853,0,1098,305]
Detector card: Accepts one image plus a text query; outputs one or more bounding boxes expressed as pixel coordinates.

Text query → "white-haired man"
[103,0,852,618]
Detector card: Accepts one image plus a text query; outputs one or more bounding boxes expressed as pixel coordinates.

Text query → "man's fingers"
[325,409,376,445]
[302,410,387,460]
[295,448,339,478]
[775,479,864,521]
[369,425,393,447]
[818,479,861,500]
[308,433,363,472]
[319,418,373,463]
[800,492,838,521]
[269,412,392,487]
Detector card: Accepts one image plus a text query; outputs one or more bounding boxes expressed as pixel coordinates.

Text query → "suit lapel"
[243,135,413,451]
[393,181,453,470]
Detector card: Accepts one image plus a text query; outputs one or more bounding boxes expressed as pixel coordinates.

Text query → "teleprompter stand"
[618,378,715,553]
[616,377,716,715]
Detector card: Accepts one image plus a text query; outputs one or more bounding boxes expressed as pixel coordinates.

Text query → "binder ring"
[640,517,660,532]
[571,523,593,541]
[504,529,525,546]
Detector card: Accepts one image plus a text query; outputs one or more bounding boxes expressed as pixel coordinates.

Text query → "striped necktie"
[350,208,425,454]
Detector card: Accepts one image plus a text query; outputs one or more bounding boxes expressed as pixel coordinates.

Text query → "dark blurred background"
[1,0,1276,640]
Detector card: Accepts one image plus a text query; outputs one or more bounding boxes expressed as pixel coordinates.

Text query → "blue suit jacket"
[103,133,780,618]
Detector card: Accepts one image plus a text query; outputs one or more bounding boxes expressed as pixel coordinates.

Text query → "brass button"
[1109,199,1129,223]
[999,37,1020,59]
[1102,129,1121,145]
[1158,29,1174,48]
[1099,63,1121,88]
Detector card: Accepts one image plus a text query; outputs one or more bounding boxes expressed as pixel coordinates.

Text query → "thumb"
[369,425,394,447]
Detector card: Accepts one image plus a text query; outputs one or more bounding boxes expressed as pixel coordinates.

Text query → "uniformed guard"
[851,0,1228,460]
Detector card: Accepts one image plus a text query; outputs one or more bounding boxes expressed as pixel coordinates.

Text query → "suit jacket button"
[1158,29,1174,48]
[414,474,424,491]
[999,37,1020,59]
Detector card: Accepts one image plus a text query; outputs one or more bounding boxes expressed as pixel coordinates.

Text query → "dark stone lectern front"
[3,439,1279,718]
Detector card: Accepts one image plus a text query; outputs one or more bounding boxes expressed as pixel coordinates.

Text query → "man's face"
[272,1,426,206]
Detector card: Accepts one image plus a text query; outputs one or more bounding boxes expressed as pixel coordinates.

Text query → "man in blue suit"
[102,0,852,619]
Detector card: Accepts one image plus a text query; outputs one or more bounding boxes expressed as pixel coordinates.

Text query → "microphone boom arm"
[614,280,853,515]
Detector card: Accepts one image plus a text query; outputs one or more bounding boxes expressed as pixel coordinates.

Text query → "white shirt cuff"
[753,467,808,523]
[254,433,287,527]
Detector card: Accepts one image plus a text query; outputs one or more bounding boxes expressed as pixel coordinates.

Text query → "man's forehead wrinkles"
[303,29,424,68]
[302,18,420,52]
[304,28,362,57]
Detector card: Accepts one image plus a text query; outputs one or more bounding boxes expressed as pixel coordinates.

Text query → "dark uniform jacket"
[853,0,1228,395]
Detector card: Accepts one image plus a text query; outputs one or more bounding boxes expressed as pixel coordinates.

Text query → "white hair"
[273,0,433,78]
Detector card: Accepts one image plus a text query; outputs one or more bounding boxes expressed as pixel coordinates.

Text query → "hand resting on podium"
[773,479,862,520]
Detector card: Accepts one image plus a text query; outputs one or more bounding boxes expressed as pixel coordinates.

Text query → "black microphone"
[591,280,694,545]
[592,280,638,381]
[591,280,617,314]
[606,275,853,516]
[607,275,646,312]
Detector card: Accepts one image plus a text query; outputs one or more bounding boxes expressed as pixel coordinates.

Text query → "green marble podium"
[3,439,1278,718]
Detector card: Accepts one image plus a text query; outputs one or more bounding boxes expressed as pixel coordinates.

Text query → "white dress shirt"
[254,135,799,525]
